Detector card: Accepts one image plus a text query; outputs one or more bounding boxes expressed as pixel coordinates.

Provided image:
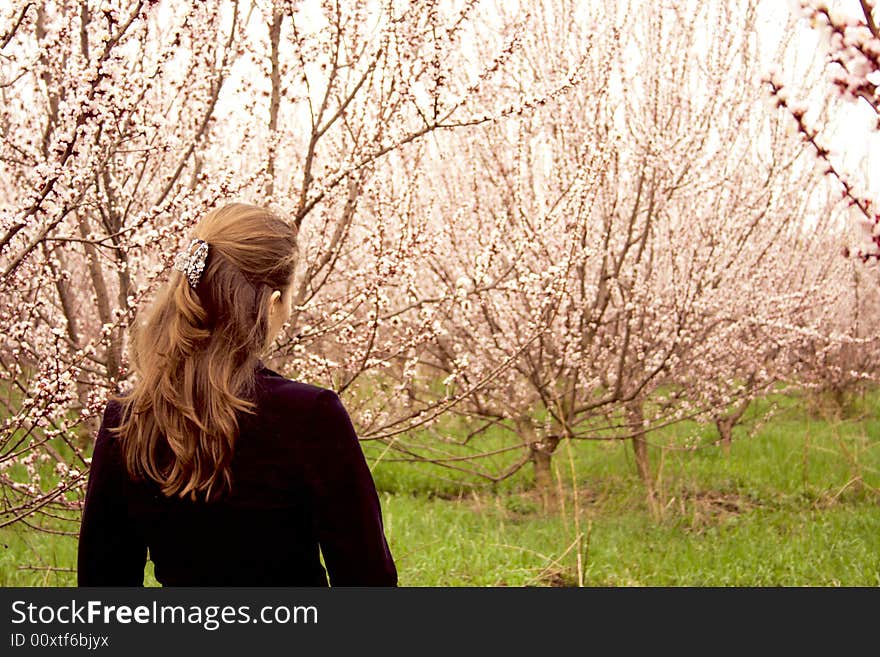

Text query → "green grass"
[382,494,880,586]
[2,388,879,586]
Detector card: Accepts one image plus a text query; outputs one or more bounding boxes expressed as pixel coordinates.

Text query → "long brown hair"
[108,203,298,501]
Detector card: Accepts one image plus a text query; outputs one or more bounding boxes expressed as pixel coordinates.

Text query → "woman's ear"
[269,289,282,315]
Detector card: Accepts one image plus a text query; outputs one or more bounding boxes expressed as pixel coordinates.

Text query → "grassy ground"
[1,389,878,586]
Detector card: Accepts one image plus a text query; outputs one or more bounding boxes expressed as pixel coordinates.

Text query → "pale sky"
[757,0,879,193]
[171,0,880,199]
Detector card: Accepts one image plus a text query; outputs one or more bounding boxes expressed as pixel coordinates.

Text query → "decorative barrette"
[173,238,209,289]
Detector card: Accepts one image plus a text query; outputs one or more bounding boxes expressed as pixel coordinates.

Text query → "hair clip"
[173,238,209,289]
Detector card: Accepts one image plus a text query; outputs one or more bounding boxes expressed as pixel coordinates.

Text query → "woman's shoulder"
[253,367,348,442]
[256,364,337,411]
[101,394,127,427]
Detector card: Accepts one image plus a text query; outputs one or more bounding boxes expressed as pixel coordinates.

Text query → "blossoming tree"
[0,0,574,530]
[372,0,878,511]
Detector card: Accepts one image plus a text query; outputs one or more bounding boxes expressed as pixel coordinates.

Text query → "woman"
[77,203,397,586]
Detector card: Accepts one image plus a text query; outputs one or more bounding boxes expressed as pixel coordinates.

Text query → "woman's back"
[77,364,398,586]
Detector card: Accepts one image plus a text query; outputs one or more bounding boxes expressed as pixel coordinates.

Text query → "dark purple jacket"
[77,363,397,586]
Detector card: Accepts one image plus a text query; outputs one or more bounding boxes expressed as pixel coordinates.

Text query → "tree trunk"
[626,400,656,515]
[42,243,100,445]
[525,424,560,513]
[714,397,750,457]
[715,417,733,457]
[532,446,555,512]
[265,10,283,198]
